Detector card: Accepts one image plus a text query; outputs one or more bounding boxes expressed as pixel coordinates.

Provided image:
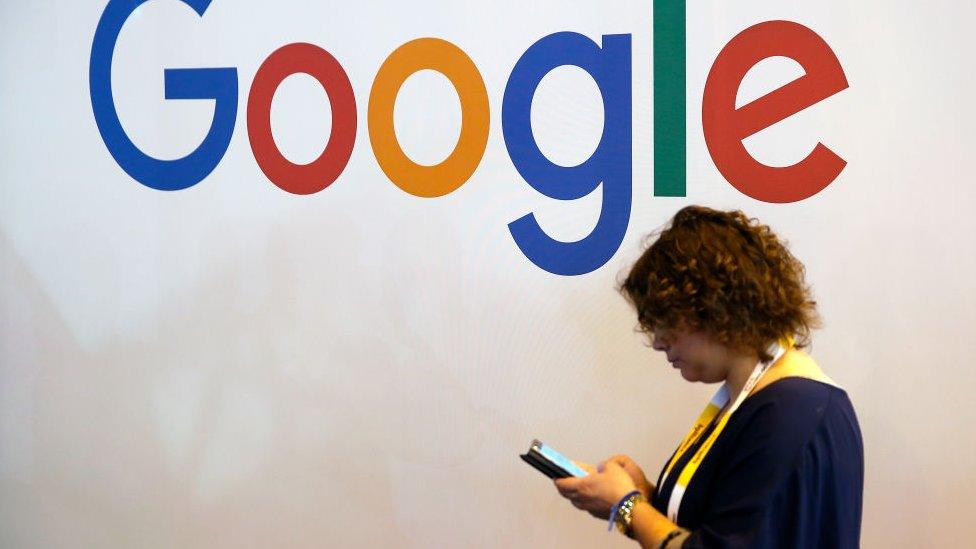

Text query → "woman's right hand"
[601,454,654,499]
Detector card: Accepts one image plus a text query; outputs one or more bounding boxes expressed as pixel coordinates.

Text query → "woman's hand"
[554,460,639,519]
[604,454,655,499]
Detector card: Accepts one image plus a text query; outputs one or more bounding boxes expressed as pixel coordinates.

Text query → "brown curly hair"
[620,205,820,362]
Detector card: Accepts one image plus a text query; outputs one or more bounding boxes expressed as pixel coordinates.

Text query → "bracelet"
[608,490,643,537]
[658,528,684,549]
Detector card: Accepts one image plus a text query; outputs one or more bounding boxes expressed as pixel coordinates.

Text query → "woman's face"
[651,327,735,384]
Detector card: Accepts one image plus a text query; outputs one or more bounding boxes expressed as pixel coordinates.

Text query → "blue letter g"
[89,0,237,191]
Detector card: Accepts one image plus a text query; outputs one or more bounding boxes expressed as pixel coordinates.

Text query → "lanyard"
[659,341,789,523]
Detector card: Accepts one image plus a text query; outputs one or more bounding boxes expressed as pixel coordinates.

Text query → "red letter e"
[703,21,848,203]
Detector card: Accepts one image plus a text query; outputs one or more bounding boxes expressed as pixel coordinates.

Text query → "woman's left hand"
[554,460,639,519]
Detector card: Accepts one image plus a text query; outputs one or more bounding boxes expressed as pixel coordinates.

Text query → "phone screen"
[537,442,588,477]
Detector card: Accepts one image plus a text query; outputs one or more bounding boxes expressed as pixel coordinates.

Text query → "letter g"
[89,0,237,191]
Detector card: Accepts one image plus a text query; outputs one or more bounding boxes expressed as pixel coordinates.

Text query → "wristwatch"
[614,492,645,538]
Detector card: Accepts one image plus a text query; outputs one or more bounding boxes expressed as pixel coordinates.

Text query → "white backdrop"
[2,1,975,547]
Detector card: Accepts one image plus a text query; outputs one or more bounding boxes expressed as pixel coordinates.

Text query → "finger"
[555,484,577,498]
[555,479,582,497]
[559,477,588,498]
[554,477,582,491]
[607,454,634,468]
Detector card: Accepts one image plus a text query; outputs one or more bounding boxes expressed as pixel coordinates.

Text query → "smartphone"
[520,439,588,478]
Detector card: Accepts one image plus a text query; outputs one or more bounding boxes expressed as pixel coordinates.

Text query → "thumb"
[603,460,625,474]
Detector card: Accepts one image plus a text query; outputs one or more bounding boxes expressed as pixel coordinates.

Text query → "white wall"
[2,1,974,546]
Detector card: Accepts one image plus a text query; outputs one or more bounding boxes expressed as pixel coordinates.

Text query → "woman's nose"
[651,332,669,352]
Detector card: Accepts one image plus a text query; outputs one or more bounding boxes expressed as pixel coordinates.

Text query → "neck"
[724,350,762,398]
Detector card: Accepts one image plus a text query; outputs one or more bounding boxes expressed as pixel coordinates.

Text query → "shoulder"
[741,377,844,428]
[717,379,852,473]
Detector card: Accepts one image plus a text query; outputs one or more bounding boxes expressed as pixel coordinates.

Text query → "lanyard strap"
[661,342,789,523]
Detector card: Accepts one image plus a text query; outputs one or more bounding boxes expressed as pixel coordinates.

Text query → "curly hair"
[620,205,820,362]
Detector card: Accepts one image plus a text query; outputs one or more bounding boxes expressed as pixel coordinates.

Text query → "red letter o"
[247,43,357,195]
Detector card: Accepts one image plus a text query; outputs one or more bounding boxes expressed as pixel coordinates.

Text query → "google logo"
[90,0,848,275]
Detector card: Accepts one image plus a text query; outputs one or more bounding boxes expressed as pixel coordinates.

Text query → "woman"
[554,206,863,548]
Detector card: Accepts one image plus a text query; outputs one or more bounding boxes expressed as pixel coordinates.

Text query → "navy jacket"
[651,378,864,548]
